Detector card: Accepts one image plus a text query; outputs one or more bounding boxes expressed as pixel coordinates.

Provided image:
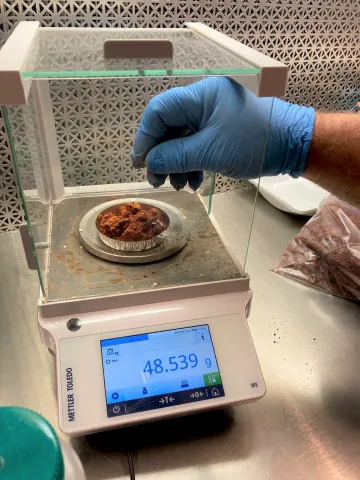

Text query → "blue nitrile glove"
[132,76,315,191]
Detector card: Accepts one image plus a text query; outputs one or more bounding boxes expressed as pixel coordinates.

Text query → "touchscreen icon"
[211,388,219,397]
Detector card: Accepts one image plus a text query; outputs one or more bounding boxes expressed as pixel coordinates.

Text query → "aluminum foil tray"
[96,201,170,252]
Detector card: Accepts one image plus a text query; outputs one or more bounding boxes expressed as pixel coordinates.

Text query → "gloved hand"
[132,77,315,191]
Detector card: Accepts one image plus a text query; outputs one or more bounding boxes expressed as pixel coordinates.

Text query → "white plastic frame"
[0,21,39,105]
[186,22,288,97]
[0,21,288,106]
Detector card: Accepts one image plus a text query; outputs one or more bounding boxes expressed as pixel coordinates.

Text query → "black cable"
[127,451,136,480]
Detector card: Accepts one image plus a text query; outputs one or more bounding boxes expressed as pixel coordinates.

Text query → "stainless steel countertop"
[1,192,360,480]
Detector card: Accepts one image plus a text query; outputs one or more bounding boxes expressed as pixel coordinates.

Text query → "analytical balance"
[0,22,287,435]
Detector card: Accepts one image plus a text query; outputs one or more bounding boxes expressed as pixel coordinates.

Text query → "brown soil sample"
[97,202,166,242]
[272,196,360,301]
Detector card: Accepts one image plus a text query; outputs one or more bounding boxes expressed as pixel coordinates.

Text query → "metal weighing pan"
[79,198,190,264]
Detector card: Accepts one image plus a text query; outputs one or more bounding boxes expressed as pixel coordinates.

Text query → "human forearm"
[303,112,360,207]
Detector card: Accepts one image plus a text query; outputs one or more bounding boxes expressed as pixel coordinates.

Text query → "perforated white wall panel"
[51,78,190,187]
[1,0,359,231]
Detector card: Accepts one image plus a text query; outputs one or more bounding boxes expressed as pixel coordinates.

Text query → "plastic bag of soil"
[271,195,360,301]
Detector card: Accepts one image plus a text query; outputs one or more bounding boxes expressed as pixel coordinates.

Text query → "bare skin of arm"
[303,112,360,207]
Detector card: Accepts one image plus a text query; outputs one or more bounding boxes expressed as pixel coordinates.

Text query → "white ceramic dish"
[249,175,329,216]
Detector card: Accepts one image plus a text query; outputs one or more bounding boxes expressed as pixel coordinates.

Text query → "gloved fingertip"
[131,153,146,169]
[187,171,204,191]
[147,171,167,188]
[169,173,188,191]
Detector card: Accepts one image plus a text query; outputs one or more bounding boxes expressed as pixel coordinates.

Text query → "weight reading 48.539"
[143,354,212,375]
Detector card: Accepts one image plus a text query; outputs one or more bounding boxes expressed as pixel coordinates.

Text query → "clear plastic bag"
[271,195,360,301]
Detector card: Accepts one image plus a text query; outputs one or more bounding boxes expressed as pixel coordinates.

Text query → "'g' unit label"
[65,367,75,422]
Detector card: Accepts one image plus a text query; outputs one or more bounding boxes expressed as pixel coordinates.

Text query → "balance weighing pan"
[79,198,190,264]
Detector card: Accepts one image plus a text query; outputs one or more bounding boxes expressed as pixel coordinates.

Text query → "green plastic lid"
[0,407,64,480]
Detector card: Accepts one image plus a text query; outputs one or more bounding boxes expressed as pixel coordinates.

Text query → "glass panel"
[22,29,259,78]
[50,76,191,188]
[201,99,274,275]
[8,73,269,302]
[2,102,48,296]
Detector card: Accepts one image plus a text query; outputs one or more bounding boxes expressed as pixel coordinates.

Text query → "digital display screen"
[100,325,225,417]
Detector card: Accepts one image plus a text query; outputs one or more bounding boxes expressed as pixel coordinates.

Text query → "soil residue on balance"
[96,202,166,242]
